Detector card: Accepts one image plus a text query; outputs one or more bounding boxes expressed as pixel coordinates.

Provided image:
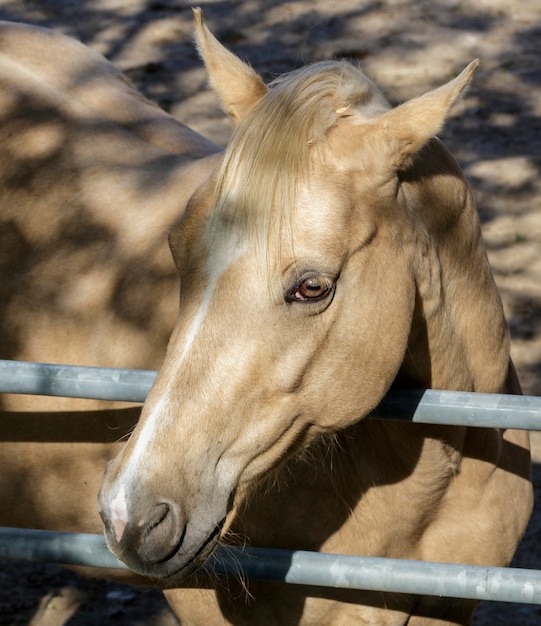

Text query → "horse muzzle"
[97,467,226,584]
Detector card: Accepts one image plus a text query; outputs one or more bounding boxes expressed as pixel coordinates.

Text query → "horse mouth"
[158,520,224,587]
[117,517,226,587]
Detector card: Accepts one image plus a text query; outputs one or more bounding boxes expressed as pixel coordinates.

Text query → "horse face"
[98,145,418,583]
[99,12,478,583]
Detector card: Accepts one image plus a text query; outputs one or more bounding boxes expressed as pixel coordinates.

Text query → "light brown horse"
[0,10,533,626]
[97,10,532,625]
[0,15,218,582]
[0,18,220,409]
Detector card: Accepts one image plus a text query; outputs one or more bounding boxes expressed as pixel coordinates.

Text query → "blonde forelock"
[207,60,389,270]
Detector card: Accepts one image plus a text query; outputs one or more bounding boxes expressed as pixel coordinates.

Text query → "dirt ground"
[0,0,540,624]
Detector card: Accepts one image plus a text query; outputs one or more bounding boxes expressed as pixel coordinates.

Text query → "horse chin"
[158,523,224,588]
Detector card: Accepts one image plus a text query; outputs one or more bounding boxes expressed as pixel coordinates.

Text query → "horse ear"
[193,8,268,126]
[375,60,479,169]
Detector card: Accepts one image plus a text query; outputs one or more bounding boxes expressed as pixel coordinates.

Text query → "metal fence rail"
[0,527,540,604]
[0,359,156,403]
[2,359,541,429]
[1,359,541,605]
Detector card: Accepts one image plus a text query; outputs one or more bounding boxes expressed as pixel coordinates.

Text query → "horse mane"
[207,61,390,261]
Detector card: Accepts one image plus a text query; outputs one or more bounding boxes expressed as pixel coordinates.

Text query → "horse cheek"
[301,261,415,432]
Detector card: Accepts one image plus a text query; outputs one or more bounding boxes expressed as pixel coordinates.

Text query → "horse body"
[0,19,217,578]
[0,20,219,412]
[0,11,532,626]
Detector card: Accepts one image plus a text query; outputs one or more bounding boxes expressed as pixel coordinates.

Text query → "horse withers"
[96,10,531,626]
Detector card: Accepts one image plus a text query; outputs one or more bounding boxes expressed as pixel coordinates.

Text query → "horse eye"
[287,274,334,303]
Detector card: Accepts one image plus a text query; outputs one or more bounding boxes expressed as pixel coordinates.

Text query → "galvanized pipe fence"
[2,359,541,429]
[1,359,541,605]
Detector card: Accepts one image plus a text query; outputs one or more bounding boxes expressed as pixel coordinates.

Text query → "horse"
[0,15,219,583]
[0,18,220,410]
[96,9,532,625]
[0,9,532,625]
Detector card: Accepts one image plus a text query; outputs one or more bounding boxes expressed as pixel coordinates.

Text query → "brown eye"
[287,274,334,303]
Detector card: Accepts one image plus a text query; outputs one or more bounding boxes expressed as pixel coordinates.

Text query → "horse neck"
[397,140,512,394]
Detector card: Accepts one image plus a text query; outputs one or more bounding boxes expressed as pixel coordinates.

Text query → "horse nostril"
[137,501,185,564]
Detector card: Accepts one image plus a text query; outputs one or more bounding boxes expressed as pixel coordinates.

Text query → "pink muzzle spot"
[113,517,127,543]
[110,485,129,543]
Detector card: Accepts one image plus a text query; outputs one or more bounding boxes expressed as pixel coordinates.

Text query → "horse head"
[98,9,480,583]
